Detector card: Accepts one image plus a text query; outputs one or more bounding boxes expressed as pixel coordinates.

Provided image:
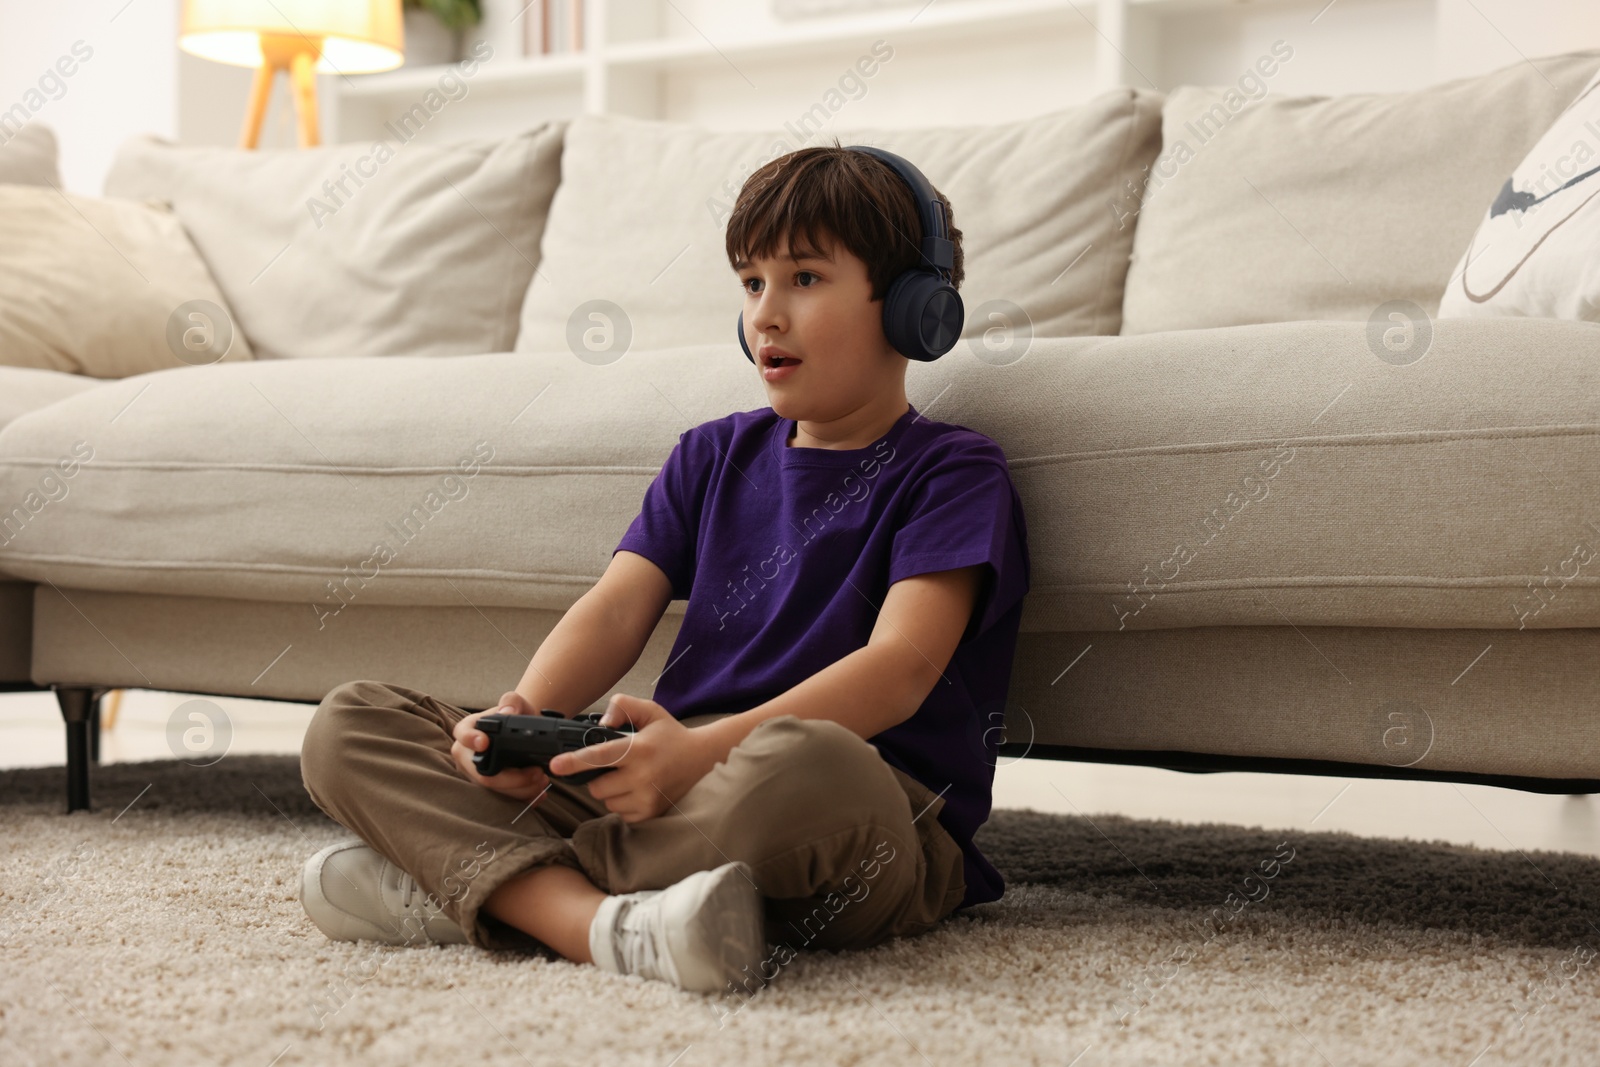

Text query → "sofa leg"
[52,686,105,814]
[88,698,100,764]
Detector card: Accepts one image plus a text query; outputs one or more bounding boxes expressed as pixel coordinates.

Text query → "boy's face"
[735,230,902,417]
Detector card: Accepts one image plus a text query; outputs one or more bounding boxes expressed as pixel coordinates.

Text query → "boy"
[298,142,1031,996]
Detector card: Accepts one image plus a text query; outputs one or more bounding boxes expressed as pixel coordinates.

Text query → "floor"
[3,687,1596,860]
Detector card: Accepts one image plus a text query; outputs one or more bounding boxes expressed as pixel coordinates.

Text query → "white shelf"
[339,49,589,99]
[1126,0,1315,12]
[335,0,1087,106]
[607,0,1088,72]
[328,0,1332,141]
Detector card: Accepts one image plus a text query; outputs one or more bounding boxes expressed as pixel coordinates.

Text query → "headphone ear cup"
[882,271,964,362]
[738,310,754,363]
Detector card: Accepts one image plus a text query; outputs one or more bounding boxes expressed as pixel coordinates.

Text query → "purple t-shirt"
[613,401,1030,911]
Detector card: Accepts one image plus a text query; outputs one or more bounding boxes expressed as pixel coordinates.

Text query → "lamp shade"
[180,0,404,74]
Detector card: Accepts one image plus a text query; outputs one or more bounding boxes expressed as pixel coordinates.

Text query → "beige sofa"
[6,50,1600,812]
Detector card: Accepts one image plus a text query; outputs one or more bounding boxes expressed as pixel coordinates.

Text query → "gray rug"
[3,755,1599,1066]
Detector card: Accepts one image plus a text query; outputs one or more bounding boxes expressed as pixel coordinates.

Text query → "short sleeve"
[614,432,702,601]
[888,441,1031,644]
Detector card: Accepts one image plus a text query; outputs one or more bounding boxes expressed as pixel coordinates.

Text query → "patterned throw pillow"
[1437,68,1600,321]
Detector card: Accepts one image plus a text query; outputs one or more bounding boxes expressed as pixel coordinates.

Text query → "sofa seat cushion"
[0,366,102,632]
[1,319,1598,633]
[0,366,105,433]
[0,351,768,618]
[1120,49,1600,334]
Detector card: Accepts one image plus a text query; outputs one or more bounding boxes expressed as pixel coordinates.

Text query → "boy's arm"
[695,564,987,759]
[509,550,675,715]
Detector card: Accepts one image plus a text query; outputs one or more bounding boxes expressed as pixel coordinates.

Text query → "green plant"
[404,0,482,32]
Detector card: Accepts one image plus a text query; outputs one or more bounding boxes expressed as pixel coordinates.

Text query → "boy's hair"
[725,139,965,303]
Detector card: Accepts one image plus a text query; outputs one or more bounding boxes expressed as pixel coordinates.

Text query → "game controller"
[472,709,636,784]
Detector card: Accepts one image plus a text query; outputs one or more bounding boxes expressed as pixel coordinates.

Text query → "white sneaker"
[301,839,470,946]
[588,860,767,993]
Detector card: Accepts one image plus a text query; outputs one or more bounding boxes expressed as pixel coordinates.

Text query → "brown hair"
[725,139,964,301]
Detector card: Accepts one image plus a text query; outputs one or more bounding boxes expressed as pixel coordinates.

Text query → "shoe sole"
[672,861,768,994]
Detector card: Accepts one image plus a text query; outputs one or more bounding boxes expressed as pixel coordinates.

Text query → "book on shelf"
[521,0,586,56]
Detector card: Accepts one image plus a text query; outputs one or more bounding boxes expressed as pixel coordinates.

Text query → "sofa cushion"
[102,124,566,361]
[3,320,1600,634]
[1120,49,1600,334]
[0,186,255,376]
[515,93,1164,354]
[0,366,111,433]
[0,124,60,187]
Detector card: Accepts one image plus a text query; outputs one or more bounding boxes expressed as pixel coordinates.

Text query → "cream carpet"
[2,755,1599,1067]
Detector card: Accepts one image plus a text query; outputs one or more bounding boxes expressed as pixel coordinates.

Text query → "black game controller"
[473,710,636,784]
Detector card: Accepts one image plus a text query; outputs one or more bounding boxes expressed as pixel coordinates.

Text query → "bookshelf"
[326,0,1338,143]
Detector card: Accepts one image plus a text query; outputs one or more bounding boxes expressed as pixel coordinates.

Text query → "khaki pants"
[299,680,968,958]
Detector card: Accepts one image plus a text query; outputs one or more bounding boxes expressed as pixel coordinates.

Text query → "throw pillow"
[0,185,254,376]
[103,123,566,361]
[1437,67,1600,320]
[0,124,61,188]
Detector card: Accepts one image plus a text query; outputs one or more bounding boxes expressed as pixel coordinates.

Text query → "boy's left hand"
[550,694,721,823]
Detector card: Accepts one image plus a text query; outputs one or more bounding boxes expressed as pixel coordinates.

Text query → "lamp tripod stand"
[240,33,323,149]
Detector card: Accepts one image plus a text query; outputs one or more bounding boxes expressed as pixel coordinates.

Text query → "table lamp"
[179,0,405,149]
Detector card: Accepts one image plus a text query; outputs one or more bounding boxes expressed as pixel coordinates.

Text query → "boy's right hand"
[450,690,552,802]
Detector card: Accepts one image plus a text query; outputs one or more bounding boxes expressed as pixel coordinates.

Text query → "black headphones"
[738,145,964,364]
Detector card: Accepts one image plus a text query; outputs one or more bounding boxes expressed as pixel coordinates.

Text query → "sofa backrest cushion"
[0,124,60,188]
[1119,49,1600,334]
[0,186,254,376]
[103,124,566,360]
[514,91,1164,355]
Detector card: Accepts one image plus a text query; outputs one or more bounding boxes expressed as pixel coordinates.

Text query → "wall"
[0,0,178,195]
[1160,0,1439,97]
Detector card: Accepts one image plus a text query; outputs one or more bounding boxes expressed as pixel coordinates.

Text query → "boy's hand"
[449,690,552,803]
[552,694,720,824]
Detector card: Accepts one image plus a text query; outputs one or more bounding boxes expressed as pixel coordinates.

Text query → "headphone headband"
[844,145,955,280]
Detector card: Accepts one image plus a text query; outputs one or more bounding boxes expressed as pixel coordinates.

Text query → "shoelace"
[385,863,455,947]
[391,863,438,918]
[615,894,675,986]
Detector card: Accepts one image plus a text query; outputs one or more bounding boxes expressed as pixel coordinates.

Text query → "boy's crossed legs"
[298,680,966,991]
